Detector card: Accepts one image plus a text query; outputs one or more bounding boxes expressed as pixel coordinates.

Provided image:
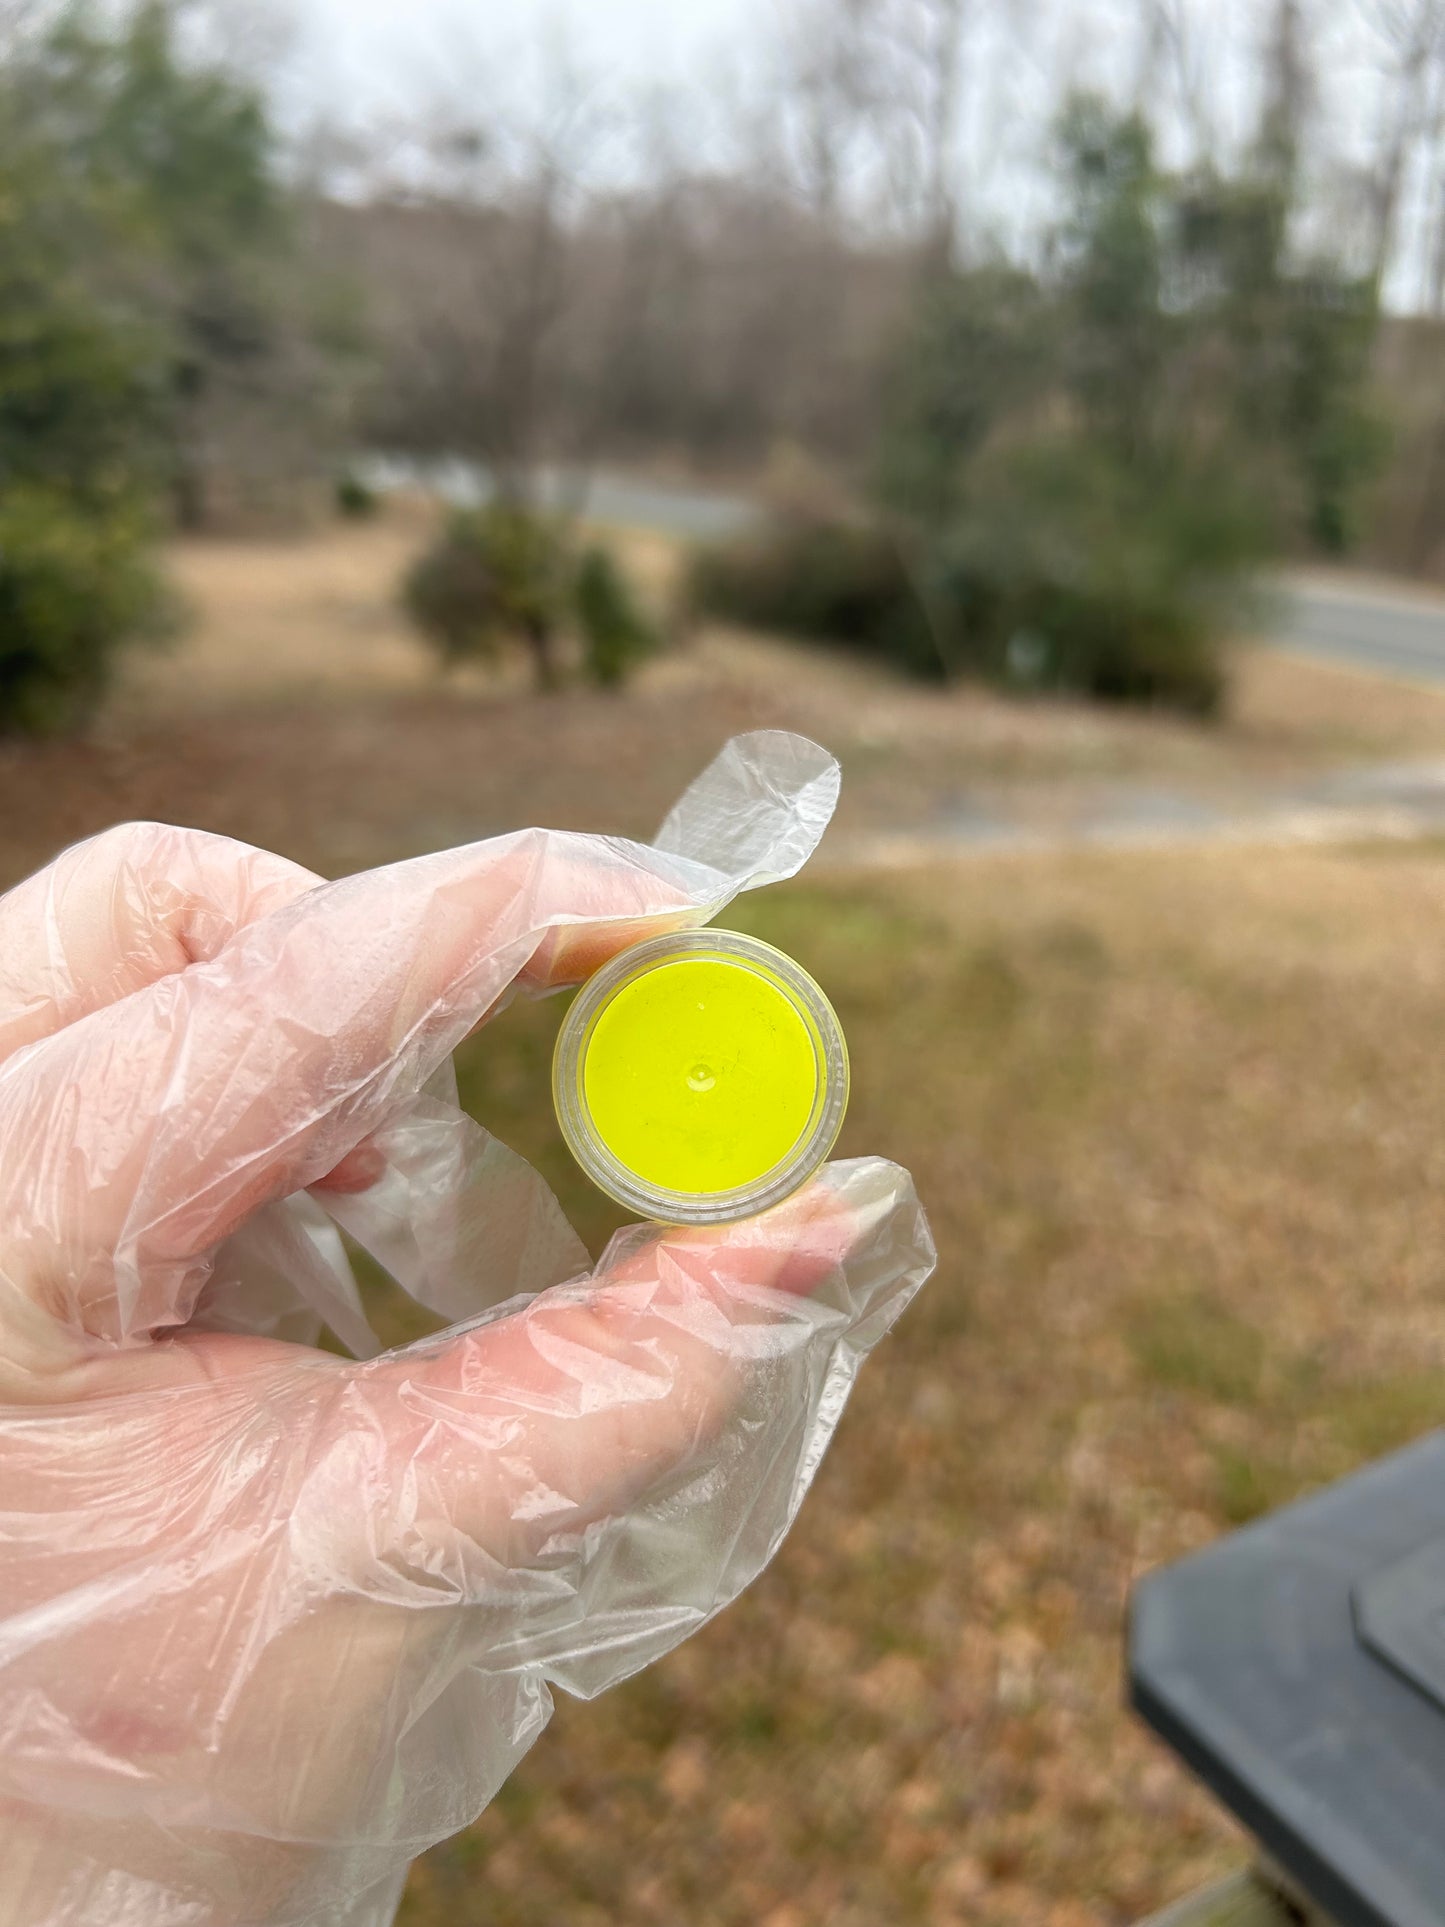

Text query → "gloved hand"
[0,733,935,1927]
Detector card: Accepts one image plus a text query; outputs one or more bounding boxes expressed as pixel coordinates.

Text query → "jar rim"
[552,928,850,1226]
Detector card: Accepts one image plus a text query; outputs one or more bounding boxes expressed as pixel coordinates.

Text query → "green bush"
[404,517,503,667]
[0,0,321,736]
[0,488,169,736]
[575,547,658,688]
[929,434,1269,712]
[403,505,657,692]
[690,517,943,680]
[874,266,1056,529]
[335,472,379,520]
[404,502,569,687]
[689,432,1263,713]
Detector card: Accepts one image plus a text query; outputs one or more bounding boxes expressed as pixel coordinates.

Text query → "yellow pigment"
[581,955,821,1196]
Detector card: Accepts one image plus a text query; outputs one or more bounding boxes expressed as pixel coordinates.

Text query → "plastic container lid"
[553,929,850,1225]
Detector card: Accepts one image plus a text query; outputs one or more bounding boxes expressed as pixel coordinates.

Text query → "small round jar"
[553,929,850,1226]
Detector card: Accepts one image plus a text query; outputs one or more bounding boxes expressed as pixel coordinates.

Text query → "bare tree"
[181,0,296,83]
[1132,0,1219,163]
[874,0,971,257]
[762,0,983,257]
[363,40,616,508]
[917,0,967,256]
[558,103,700,505]
[1399,8,1445,310]
[1358,0,1445,286]
[1423,54,1445,308]
[767,0,908,234]
[1259,0,1316,188]
[0,0,51,60]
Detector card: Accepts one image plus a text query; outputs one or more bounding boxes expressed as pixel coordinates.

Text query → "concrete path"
[821,760,1445,869]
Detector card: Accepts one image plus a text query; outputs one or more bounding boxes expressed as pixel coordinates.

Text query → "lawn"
[379,844,1445,1927]
[6,511,1445,1923]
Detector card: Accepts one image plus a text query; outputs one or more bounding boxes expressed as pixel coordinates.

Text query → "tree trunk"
[525,615,559,694]
[922,0,966,271]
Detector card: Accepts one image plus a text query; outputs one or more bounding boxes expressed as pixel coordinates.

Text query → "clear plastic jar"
[553,929,850,1226]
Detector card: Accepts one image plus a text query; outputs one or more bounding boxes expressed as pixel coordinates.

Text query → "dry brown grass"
[139,510,435,706]
[379,842,1445,1927]
[1230,643,1445,763]
[122,508,1445,782]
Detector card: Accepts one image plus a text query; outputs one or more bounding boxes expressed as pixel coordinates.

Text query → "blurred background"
[11,0,1445,1920]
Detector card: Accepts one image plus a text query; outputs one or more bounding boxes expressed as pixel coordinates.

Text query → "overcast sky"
[266,0,1426,306]
[288,0,752,122]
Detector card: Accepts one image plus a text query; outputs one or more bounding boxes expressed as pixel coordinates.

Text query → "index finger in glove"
[0,822,321,1064]
[0,832,696,1343]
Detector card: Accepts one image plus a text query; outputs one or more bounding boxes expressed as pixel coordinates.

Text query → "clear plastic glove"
[0,732,936,1926]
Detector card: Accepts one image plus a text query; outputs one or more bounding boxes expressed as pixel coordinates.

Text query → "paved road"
[1274,575,1445,683]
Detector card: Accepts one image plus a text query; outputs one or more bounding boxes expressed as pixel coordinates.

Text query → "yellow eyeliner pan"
[553,930,850,1225]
